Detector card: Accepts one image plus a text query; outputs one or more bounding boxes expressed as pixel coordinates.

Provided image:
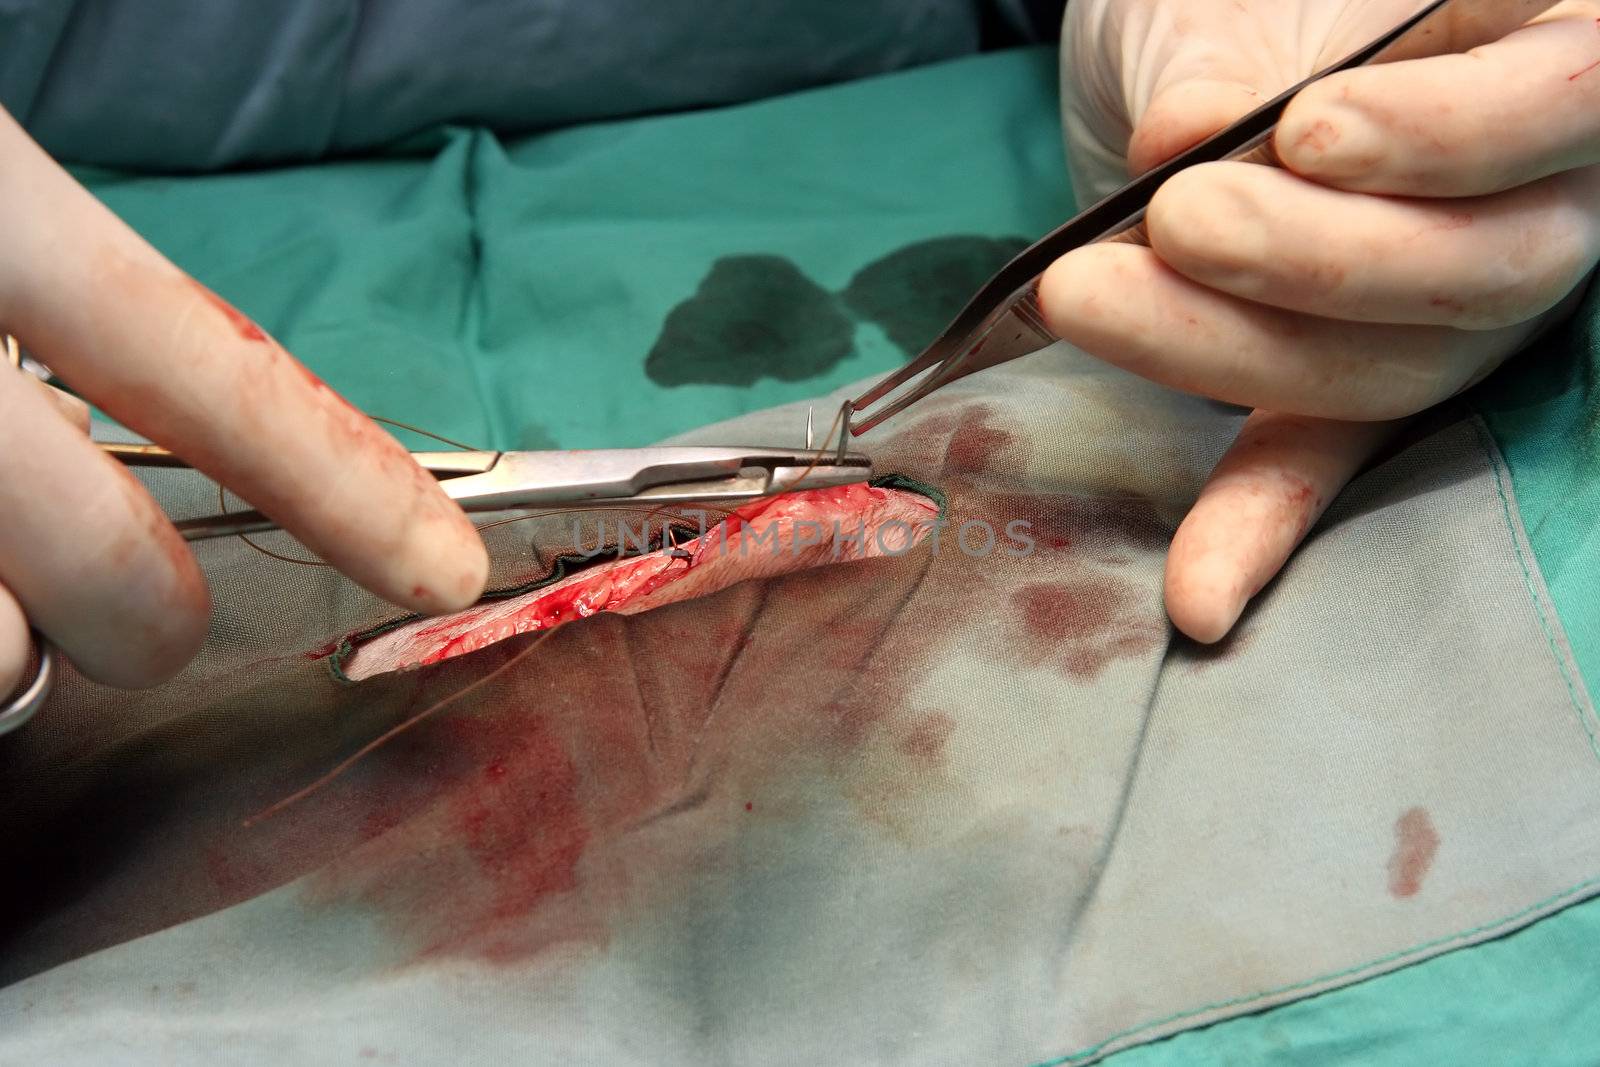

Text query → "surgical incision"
[340,483,941,680]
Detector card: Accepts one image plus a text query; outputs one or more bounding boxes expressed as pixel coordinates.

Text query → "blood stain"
[1387,806,1440,899]
[1016,580,1124,642]
[943,408,1017,477]
[303,698,595,963]
[899,713,957,764]
[1275,475,1324,542]
[191,279,267,342]
[1012,579,1163,680]
[1571,27,1600,81]
[1293,120,1339,153]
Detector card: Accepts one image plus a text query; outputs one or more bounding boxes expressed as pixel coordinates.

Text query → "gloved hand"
[0,107,488,696]
[1043,0,1600,641]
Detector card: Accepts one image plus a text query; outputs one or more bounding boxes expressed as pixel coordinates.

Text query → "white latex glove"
[0,106,488,696]
[1044,0,1600,641]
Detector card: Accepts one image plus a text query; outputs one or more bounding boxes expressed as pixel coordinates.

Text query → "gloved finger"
[1278,0,1600,196]
[0,579,28,700]
[1038,242,1538,420]
[0,107,488,615]
[1149,160,1600,329]
[1166,413,1400,643]
[0,360,209,688]
[28,377,91,433]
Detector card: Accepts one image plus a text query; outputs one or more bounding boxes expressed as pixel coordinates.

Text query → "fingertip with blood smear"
[1146,162,1276,296]
[192,291,492,615]
[1037,242,1147,346]
[1165,413,1397,644]
[279,420,490,615]
[1273,82,1388,188]
[1277,5,1600,197]
[1166,469,1321,644]
[183,294,490,615]
[371,491,490,615]
[79,281,485,617]
[1038,242,1250,403]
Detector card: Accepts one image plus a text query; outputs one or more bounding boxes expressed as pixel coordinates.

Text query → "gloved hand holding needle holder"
[0,105,490,703]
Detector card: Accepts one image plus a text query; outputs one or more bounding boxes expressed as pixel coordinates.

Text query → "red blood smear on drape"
[1388,806,1440,899]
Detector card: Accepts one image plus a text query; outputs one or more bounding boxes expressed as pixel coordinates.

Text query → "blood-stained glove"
[0,107,488,695]
[1044,0,1600,641]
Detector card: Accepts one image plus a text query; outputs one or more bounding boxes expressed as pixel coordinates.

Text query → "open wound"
[331,480,942,681]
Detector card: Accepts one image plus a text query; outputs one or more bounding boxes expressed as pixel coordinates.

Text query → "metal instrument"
[99,440,871,541]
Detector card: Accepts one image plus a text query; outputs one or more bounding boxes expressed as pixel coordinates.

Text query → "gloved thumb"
[1062,0,1437,195]
[1126,78,1268,176]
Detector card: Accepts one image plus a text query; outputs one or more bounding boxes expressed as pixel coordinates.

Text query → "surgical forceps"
[847,0,1556,435]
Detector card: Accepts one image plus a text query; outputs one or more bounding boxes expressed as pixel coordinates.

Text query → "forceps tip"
[847,388,921,437]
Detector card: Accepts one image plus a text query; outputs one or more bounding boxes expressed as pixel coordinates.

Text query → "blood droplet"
[1387,806,1439,899]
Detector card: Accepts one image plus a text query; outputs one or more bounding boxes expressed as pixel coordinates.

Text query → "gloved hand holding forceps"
[1049,0,1600,640]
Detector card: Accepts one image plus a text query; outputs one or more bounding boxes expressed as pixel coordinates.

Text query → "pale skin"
[1046,0,1600,641]
[0,106,489,695]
